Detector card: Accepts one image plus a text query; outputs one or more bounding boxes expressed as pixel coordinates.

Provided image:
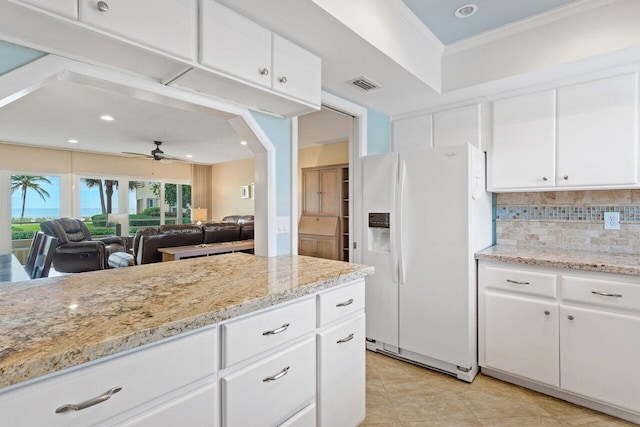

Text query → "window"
[129,180,161,232]
[79,178,120,236]
[164,183,191,225]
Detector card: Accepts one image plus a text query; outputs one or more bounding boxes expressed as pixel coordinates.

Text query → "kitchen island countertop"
[0,253,373,389]
[476,245,640,276]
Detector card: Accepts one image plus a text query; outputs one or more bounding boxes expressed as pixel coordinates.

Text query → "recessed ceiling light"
[455,3,477,18]
[186,154,193,158]
[100,115,115,121]
[67,139,78,144]
[240,141,247,146]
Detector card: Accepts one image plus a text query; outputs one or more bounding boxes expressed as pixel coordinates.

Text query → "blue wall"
[366,107,390,155]
[250,111,292,255]
[0,41,46,76]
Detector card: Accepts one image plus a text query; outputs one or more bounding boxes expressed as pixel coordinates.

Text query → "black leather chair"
[40,218,126,273]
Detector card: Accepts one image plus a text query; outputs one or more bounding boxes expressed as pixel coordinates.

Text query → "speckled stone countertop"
[476,245,640,276]
[0,253,373,389]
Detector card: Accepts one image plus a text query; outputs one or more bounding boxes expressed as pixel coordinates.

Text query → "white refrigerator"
[363,143,492,382]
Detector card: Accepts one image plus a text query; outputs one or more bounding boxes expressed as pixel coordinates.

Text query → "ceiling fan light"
[455,3,477,18]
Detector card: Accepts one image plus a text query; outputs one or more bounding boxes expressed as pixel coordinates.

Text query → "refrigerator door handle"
[397,160,406,285]
[390,157,399,284]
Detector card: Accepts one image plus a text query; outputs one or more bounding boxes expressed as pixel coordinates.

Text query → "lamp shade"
[107,213,128,224]
[191,208,208,223]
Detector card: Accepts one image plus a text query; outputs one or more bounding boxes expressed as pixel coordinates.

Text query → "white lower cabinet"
[317,314,365,427]
[560,305,640,414]
[279,403,316,427]
[479,261,640,422]
[483,293,559,387]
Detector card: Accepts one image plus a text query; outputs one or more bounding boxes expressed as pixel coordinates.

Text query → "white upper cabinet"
[199,0,271,88]
[393,115,433,152]
[20,0,78,19]
[272,35,321,106]
[433,104,482,150]
[557,73,638,187]
[78,0,197,61]
[489,90,556,191]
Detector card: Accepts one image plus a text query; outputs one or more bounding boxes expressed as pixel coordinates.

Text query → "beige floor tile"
[479,417,563,426]
[388,390,477,423]
[461,392,552,419]
[402,419,482,426]
[364,385,401,424]
[555,414,638,426]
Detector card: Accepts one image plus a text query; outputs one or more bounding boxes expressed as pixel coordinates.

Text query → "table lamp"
[107,213,128,236]
[191,208,208,225]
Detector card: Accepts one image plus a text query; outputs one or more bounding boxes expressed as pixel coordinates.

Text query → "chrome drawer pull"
[506,279,530,285]
[337,333,354,344]
[262,323,290,336]
[263,366,290,382]
[55,386,122,413]
[591,291,623,298]
[336,298,354,307]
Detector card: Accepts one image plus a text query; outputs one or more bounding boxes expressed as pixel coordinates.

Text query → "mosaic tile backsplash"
[495,190,640,254]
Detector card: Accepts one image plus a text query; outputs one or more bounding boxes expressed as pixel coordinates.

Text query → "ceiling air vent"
[348,76,381,92]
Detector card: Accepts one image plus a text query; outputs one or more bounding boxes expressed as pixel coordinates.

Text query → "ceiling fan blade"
[122,151,153,158]
[157,152,192,163]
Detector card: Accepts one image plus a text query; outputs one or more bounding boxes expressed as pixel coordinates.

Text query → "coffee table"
[158,240,254,262]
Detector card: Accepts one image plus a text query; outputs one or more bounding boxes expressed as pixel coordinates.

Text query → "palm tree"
[84,179,106,214]
[10,175,52,223]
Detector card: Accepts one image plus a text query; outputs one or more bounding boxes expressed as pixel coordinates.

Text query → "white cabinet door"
[489,90,556,190]
[115,383,216,427]
[560,305,640,413]
[317,314,365,427]
[20,0,78,19]
[433,104,481,149]
[272,35,321,106]
[483,293,559,387]
[199,0,271,88]
[557,73,638,187]
[78,0,197,61]
[393,115,433,152]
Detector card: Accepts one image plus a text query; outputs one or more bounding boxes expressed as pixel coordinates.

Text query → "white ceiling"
[0,80,253,165]
[401,0,574,45]
[298,108,352,148]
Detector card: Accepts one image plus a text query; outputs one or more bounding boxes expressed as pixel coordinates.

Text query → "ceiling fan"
[122,141,189,163]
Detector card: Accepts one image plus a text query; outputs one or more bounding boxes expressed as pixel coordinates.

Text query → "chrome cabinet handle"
[336,298,354,307]
[263,366,289,382]
[279,76,288,84]
[337,333,354,344]
[506,279,530,285]
[260,68,269,76]
[262,323,290,336]
[568,315,574,320]
[591,291,623,298]
[542,177,548,181]
[55,386,122,413]
[97,1,109,12]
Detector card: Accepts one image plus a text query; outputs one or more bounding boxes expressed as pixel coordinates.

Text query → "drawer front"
[221,338,316,427]
[115,382,216,426]
[221,297,316,368]
[0,327,217,427]
[279,403,316,427]
[482,264,557,298]
[79,0,197,61]
[317,279,365,327]
[561,275,640,313]
[20,0,78,19]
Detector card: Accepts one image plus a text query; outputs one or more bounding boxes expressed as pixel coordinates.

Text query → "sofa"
[133,215,254,265]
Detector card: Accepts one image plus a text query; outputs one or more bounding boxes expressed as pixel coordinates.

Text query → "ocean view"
[11,208,103,220]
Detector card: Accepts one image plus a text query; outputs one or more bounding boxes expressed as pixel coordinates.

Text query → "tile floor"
[361,351,636,426]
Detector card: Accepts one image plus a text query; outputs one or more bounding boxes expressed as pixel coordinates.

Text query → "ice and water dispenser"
[368,212,390,252]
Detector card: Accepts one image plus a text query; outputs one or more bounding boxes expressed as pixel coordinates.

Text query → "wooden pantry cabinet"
[488,73,639,192]
[479,261,640,423]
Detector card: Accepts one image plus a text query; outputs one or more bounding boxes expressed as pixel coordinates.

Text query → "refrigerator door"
[362,152,399,347]
[398,145,473,367]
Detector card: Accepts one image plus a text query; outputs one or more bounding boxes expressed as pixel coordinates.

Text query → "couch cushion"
[202,222,241,244]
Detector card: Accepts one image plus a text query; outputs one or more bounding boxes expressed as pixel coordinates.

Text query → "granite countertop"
[0,253,373,389]
[476,245,640,276]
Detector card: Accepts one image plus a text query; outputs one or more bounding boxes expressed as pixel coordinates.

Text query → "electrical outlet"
[604,211,620,230]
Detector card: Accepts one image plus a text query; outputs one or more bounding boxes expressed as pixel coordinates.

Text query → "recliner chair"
[40,218,126,273]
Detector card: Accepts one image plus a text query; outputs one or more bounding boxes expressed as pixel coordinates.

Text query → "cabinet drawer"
[0,327,217,427]
[221,297,316,368]
[561,275,640,313]
[79,0,197,61]
[20,0,78,19]
[483,264,557,298]
[317,280,365,326]
[279,403,316,427]
[221,338,316,427]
